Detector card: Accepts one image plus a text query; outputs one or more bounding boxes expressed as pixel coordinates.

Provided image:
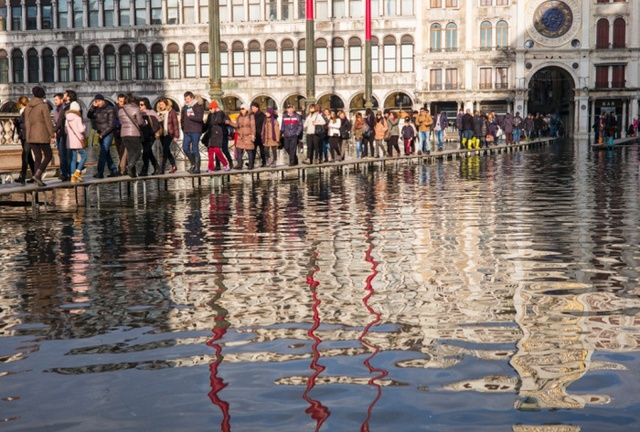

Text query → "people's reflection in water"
[359,224,387,432]
[303,251,330,432]
[184,197,204,265]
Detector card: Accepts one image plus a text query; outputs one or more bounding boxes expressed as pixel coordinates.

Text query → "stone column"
[36,0,42,30]
[574,91,589,138]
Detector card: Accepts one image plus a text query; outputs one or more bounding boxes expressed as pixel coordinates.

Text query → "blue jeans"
[97,133,117,175]
[183,132,201,158]
[513,129,522,143]
[419,131,431,152]
[57,135,70,178]
[71,149,87,174]
[355,139,362,158]
[434,130,444,149]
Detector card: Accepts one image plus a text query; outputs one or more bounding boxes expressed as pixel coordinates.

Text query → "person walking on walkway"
[203,101,230,172]
[373,112,388,158]
[118,93,145,178]
[416,108,433,154]
[280,104,303,166]
[65,101,87,182]
[52,93,70,181]
[180,91,204,174]
[24,86,55,187]
[262,108,281,167]
[303,104,325,164]
[87,93,119,178]
[156,98,178,174]
[14,96,35,184]
[138,97,160,176]
[433,110,448,151]
[230,104,256,170]
[251,102,267,167]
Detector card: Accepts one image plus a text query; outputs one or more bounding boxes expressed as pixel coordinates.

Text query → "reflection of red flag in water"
[303,252,330,431]
[207,314,231,432]
[359,230,388,432]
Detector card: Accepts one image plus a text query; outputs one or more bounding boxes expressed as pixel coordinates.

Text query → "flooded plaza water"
[1,141,640,431]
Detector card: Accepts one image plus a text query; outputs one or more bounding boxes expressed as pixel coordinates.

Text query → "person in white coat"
[65,101,87,182]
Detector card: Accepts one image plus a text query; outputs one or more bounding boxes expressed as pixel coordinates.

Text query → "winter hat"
[94,93,105,101]
[69,101,81,112]
[240,103,250,111]
[250,101,260,109]
[32,86,45,98]
[209,101,219,110]
[266,108,275,117]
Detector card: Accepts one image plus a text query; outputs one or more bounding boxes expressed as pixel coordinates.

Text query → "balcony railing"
[445,84,458,90]
[495,83,509,89]
[479,83,493,89]
[430,84,443,90]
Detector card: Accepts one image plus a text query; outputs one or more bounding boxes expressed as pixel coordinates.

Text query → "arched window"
[119,45,132,80]
[480,21,492,50]
[150,44,163,79]
[88,46,101,81]
[104,45,117,80]
[332,38,344,74]
[315,38,328,75]
[220,42,228,77]
[12,49,24,83]
[349,37,362,74]
[400,35,413,72]
[58,48,70,82]
[27,48,39,83]
[596,19,609,49]
[135,44,148,80]
[281,39,294,76]
[199,42,209,77]
[430,23,442,51]
[184,43,196,78]
[265,40,277,76]
[496,20,508,48]
[0,50,10,83]
[248,40,261,76]
[445,23,457,51]
[613,18,626,48]
[72,46,85,81]
[383,35,396,73]
[42,48,55,83]
[298,38,305,75]
[232,41,245,77]
[167,43,180,78]
[371,36,379,73]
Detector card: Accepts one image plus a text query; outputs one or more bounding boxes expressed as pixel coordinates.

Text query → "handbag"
[314,124,325,136]
[486,134,494,143]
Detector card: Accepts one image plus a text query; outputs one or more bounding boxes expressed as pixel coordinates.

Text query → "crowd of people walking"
[12,85,579,187]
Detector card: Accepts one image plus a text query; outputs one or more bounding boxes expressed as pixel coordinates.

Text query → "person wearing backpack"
[138,97,160,176]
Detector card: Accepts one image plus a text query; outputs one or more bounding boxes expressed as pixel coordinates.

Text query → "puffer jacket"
[118,103,144,138]
[502,114,514,134]
[230,113,256,150]
[65,110,86,150]
[87,104,116,137]
[374,118,388,140]
[180,102,204,134]
[24,97,54,144]
[262,118,281,147]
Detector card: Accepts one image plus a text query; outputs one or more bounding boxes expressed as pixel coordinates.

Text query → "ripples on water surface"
[1,142,640,431]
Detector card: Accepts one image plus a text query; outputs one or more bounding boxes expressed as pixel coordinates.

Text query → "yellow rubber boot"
[474,137,481,149]
[462,138,467,149]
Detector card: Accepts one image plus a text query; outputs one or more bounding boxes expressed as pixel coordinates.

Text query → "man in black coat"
[250,102,267,167]
[87,93,119,178]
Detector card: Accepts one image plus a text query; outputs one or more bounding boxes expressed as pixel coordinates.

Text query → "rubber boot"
[474,138,481,150]
[187,154,195,173]
[462,138,467,149]
[192,157,201,174]
[608,136,614,147]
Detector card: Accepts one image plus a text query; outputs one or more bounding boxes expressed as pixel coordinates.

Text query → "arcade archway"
[528,66,575,136]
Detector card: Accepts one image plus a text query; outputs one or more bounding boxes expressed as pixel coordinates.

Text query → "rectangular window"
[371,0,379,17]
[27,54,38,82]
[26,5,37,30]
[445,0,458,6]
[151,0,162,24]
[199,2,207,23]
[479,67,492,89]
[233,50,245,76]
[401,44,413,72]
[332,46,344,74]
[121,53,132,80]
[200,52,209,77]
[120,0,131,26]
[282,49,294,75]
[496,0,508,5]
[59,56,70,82]
[316,0,328,19]
[232,0,244,22]
[401,0,413,15]
[496,67,508,88]
[281,0,292,20]
[430,0,442,7]
[167,0,178,24]
[106,53,116,80]
[430,69,442,90]
[135,0,146,25]
[265,50,277,75]
[611,65,625,88]
[371,45,379,73]
[137,53,148,79]
[266,0,276,20]
[73,0,82,28]
[89,55,100,80]
[334,0,345,18]
[298,48,305,75]
[168,52,179,78]
[384,45,396,73]
[249,50,260,76]
[104,0,115,26]
[88,0,99,27]
[220,51,228,76]
[350,0,362,17]
[185,52,196,77]
[74,55,85,81]
[384,0,395,14]
[0,58,8,83]
[298,0,305,19]
[12,6,21,30]
[445,68,457,89]
[152,52,163,78]
[249,0,260,20]
[595,65,608,87]
[13,55,24,83]
[183,0,194,24]
[316,47,327,74]
[480,0,492,5]
[349,45,362,73]
[43,54,55,82]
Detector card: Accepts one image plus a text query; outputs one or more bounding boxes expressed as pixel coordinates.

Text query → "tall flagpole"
[305,0,316,111]
[364,0,372,109]
[209,0,224,106]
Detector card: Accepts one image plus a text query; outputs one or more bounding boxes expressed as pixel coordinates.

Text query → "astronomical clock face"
[526,0,582,47]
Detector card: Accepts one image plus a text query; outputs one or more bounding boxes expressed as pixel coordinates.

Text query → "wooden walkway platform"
[0,138,558,213]
[590,136,640,150]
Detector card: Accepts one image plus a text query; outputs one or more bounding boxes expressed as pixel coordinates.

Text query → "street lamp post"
[305,0,316,111]
[209,0,224,106]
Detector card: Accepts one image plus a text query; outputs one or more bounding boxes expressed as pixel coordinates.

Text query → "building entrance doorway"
[528,66,575,136]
